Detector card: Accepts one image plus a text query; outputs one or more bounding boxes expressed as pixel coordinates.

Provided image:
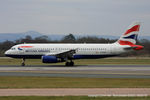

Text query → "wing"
[45,49,77,59]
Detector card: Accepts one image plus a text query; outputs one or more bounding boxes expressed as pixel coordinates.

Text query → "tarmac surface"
[0,65,150,96]
[0,65,150,78]
[0,88,149,96]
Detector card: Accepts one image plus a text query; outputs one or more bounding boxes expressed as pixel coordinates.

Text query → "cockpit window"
[11,48,16,50]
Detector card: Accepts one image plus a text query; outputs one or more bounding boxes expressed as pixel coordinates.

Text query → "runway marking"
[88,94,149,97]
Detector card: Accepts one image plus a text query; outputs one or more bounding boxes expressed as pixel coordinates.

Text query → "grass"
[0,57,150,65]
[0,96,150,100]
[0,77,150,88]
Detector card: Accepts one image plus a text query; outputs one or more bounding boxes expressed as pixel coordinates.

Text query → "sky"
[0,0,150,36]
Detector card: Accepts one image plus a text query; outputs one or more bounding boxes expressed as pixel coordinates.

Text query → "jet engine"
[42,55,58,63]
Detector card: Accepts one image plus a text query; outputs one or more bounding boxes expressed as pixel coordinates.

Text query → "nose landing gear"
[21,58,25,66]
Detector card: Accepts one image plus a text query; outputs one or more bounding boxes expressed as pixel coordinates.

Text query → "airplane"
[5,22,143,66]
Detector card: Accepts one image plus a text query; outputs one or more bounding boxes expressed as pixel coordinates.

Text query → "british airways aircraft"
[5,22,143,66]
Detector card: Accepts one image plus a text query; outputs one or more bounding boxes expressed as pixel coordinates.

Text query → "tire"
[70,62,74,66]
[21,63,25,66]
[65,62,69,66]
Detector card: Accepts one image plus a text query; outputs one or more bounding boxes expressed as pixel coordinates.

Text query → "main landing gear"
[65,60,74,66]
[21,58,25,66]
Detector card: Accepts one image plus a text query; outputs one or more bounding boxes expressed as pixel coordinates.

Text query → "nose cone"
[5,50,8,55]
[5,50,10,56]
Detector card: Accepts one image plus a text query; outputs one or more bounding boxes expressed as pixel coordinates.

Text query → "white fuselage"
[5,43,129,59]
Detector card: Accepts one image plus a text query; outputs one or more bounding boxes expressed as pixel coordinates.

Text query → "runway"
[0,65,150,78]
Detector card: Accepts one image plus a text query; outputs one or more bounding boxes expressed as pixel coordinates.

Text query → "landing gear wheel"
[65,61,74,66]
[21,63,25,66]
[65,62,70,66]
[70,61,74,66]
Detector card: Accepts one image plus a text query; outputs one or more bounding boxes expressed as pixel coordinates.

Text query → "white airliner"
[5,22,143,66]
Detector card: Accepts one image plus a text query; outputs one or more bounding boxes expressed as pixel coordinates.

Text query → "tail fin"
[117,22,141,45]
[116,22,143,50]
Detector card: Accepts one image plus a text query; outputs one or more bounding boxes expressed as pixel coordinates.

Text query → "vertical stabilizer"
[117,22,141,45]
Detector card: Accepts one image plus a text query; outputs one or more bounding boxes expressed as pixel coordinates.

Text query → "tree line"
[0,34,150,57]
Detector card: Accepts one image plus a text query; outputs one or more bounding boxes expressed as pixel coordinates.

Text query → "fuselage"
[5,43,128,59]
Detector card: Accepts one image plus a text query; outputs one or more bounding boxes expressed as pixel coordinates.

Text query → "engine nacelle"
[42,55,58,63]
